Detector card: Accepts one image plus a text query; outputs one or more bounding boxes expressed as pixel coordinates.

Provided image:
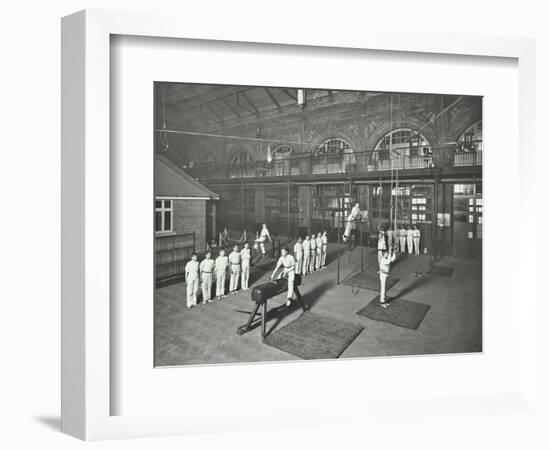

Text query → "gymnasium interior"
[154,83,482,366]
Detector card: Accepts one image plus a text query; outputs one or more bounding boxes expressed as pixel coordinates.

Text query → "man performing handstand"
[378,246,396,309]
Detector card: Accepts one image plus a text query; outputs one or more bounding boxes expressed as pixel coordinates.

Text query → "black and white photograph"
[153,83,482,366]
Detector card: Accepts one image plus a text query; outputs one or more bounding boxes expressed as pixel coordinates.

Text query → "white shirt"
[260,227,271,239]
[315,237,322,249]
[214,255,228,273]
[228,251,241,266]
[379,252,396,274]
[185,260,200,279]
[302,239,311,251]
[199,258,215,274]
[294,242,303,255]
[321,235,328,247]
[406,229,414,238]
[413,229,421,238]
[348,205,360,221]
[240,248,251,263]
[277,254,296,272]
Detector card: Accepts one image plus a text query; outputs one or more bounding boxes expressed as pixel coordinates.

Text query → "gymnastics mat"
[356,296,430,330]
[427,265,454,277]
[264,312,363,360]
[342,271,399,292]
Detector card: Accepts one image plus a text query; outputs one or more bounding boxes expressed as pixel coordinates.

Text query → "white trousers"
[215,271,226,297]
[343,221,352,239]
[201,273,212,302]
[280,270,295,299]
[186,276,198,307]
[379,272,388,303]
[321,246,327,267]
[309,250,316,272]
[241,261,250,289]
[295,253,303,275]
[302,252,310,275]
[229,266,240,292]
[400,237,406,253]
[407,236,413,254]
[414,237,420,255]
[315,248,322,269]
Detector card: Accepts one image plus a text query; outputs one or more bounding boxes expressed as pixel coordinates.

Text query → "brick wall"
[173,199,206,252]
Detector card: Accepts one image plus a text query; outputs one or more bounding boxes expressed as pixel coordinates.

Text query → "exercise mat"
[427,265,454,277]
[342,271,399,292]
[356,296,430,330]
[264,312,363,359]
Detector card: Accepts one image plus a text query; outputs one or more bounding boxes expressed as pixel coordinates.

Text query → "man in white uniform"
[309,232,317,272]
[185,253,200,309]
[214,249,229,299]
[399,225,407,254]
[199,251,215,304]
[343,202,361,242]
[293,237,303,275]
[228,245,241,294]
[302,234,311,275]
[406,225,414,255]
[256,223,271,257]
[271,247,296,306]
[412,225,421,255]
[321,230,328,268]
[315,232,322,271]
[377,229,387,266]
[378,247,396,308]
[240,242,251,290]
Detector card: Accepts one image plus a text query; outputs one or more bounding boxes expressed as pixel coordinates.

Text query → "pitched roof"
[156,154,220,199]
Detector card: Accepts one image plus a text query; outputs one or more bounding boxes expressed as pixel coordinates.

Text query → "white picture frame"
[61,9,538,441]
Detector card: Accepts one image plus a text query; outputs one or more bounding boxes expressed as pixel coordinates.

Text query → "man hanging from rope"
[343,201,361,243]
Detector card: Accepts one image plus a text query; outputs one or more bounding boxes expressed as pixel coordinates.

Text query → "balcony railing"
[454,150,482,167]
[186,147,480,181]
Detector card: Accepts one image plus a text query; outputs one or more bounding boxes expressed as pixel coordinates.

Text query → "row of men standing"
[184,243,252,309]
[380,225,422,255]
[293,231,328,275]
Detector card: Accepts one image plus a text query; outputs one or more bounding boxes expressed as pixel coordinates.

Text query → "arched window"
[373,128,432,170]
[229,151,255,178]
[271,145,298,176]
[312,138,355,174]
[455,120,482,166]
[456,120,482,152]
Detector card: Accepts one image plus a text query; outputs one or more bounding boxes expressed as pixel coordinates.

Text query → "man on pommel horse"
[236,247,307,342]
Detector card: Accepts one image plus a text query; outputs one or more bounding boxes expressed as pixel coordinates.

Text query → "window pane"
[164,200,172,209]
[155,211,162,231]
[164,211,171,231]
[155,200,162,208]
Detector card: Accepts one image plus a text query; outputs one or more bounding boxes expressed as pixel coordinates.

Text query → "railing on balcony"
[187,145,481,181]
[454,150,483,167]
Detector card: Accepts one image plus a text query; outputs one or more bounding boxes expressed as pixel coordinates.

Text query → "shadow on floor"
[265,280,334,337]
[34,415,61,431]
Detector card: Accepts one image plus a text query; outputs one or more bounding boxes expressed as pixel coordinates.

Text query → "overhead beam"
[264,87,281,109]
[219,97,242,119]
[281,88,297,101]
[240,91,259,115]
[202,102,224,123]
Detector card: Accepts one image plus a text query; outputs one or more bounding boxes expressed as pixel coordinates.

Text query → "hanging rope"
[160,86,170,150]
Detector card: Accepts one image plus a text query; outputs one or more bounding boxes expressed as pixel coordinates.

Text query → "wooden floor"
[154,245,482,366]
